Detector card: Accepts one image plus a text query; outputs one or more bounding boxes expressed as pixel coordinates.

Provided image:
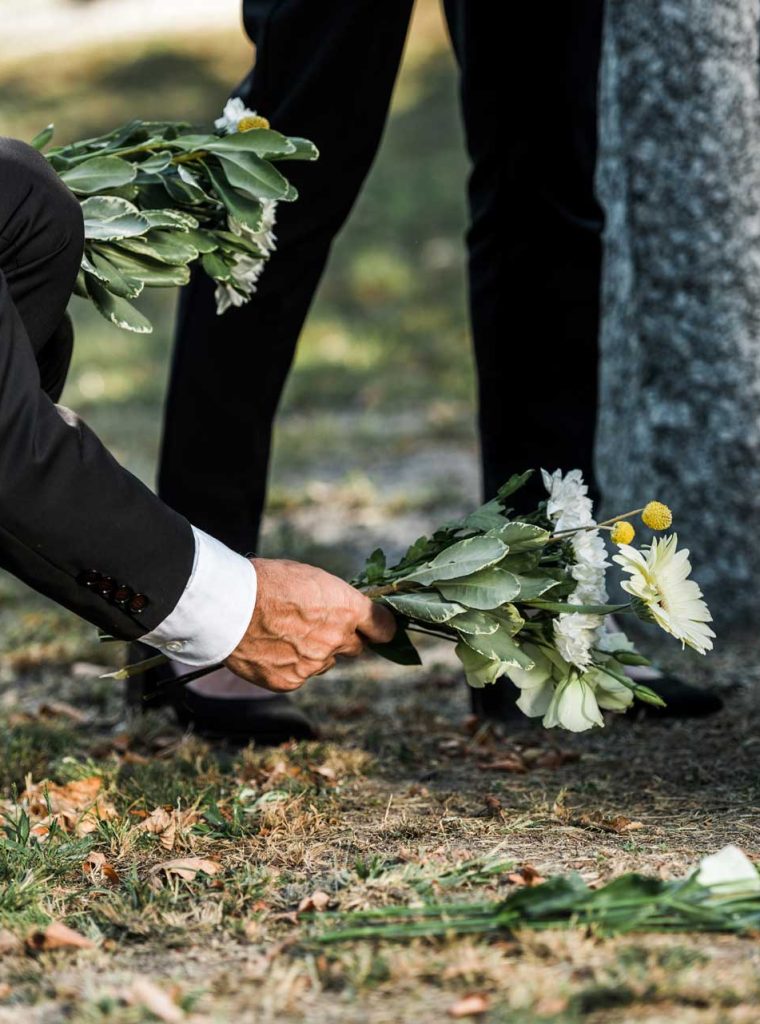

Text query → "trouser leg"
[444,0,605,511]
[159,0,414,553]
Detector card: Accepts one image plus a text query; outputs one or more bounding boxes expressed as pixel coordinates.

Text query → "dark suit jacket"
[0,137,194,640]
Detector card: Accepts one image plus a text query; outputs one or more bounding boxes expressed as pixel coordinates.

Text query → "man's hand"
[225,558,397,691]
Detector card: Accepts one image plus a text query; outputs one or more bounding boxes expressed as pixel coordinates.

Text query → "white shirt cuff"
[139,526,257,668]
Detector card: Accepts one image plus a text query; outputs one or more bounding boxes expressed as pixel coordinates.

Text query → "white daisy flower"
[215,97,270,135]
[613,534,715,654]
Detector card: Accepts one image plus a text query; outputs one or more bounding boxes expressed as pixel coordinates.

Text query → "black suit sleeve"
[0,139,195,639]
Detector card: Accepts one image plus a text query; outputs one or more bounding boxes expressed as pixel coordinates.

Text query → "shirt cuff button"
[165,641,184,653]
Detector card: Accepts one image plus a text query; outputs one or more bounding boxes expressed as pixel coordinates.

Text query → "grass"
[0,2,758,1022]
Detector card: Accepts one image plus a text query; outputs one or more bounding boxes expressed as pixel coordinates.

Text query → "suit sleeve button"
[96,576,116,598]
[129,594,149,614]
[77,570,102,588]
[113,585,132,608]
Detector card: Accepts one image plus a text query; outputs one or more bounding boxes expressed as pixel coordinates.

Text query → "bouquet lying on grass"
[33,98,317,331]
[315,845,760,943]
[352,468,714,732]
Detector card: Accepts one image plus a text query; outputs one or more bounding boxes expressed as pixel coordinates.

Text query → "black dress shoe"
[125,644,316,745]
[471,673,723,724]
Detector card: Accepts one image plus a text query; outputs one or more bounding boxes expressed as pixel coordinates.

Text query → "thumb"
[355,595,397,645]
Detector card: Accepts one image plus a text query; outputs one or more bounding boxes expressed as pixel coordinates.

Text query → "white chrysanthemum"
[229,197,278,254]
[215,97,266,134]
[214,253,266,315]
[543,469,608,670]
[613,534,715,654]
[541,468,594,531]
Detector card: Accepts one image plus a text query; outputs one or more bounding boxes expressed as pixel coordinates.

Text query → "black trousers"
[159,0,605,553]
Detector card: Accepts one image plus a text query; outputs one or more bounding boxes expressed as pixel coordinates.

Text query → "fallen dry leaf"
[137,806,200,851]
[20,775,117,837]
[0,983,10,999]
[82,851,119,885]
[298,890,331,913]
[151,857,221,882]
[36,700,91,724]
[126,978,183,1023]
[27,921,94,952]
[448,993,490,1018]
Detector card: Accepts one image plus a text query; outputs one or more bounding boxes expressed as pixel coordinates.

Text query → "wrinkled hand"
[225,557,397,691]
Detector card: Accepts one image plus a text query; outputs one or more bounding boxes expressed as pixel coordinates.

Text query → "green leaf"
[118,230,199,266]
[217,152,291,201]
[175,129,296,158]
[488,604,525,636]
[459,499,508,533]
[182,228,220,254]
[369,629,422,666]
[201,251,233,282]
[438,567,521,610]
[403,536,508,586]
[464,629,535,669]
[487,521,550,552]
[205,162,268,231]
[141,208,198,230]
[275,136,319,161]
[61,156,137,193]
[497,470,534,501]
[137,150,174,173]
[85,275,153,333]
[81,196,149,241]
[83,248,143,299]
[31,124,54,150]
[101,245,191,286]
[499,550,543,574]
[383,592,464,624]
[514,574,560,601]
[364,548,387,585]
[449,610,500,636]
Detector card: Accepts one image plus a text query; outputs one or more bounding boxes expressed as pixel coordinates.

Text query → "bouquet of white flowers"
[357,468,714,732]
[33,98,316,332]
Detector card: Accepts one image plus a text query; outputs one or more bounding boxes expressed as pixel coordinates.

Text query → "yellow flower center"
[641,501,673,531]
[237,115,270,132]
[611,521,635,545]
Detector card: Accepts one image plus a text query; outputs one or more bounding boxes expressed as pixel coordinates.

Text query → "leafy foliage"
[36,118,317,331]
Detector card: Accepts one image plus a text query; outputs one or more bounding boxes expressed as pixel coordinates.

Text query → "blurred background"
[0,0,478,669]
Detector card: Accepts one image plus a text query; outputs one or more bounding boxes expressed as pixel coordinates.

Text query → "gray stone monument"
[596,0,760,632]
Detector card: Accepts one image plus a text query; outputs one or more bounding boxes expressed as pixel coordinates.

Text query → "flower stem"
[550,508,645,541]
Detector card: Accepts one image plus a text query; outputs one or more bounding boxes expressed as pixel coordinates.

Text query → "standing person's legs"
[443,1,605,720]
[443,0,605,512]
[159,0,415,554]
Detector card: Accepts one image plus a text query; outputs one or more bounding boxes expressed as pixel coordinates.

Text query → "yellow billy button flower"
[611,521,635,546]
[641,501,673,531]
[237,115,270,132]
